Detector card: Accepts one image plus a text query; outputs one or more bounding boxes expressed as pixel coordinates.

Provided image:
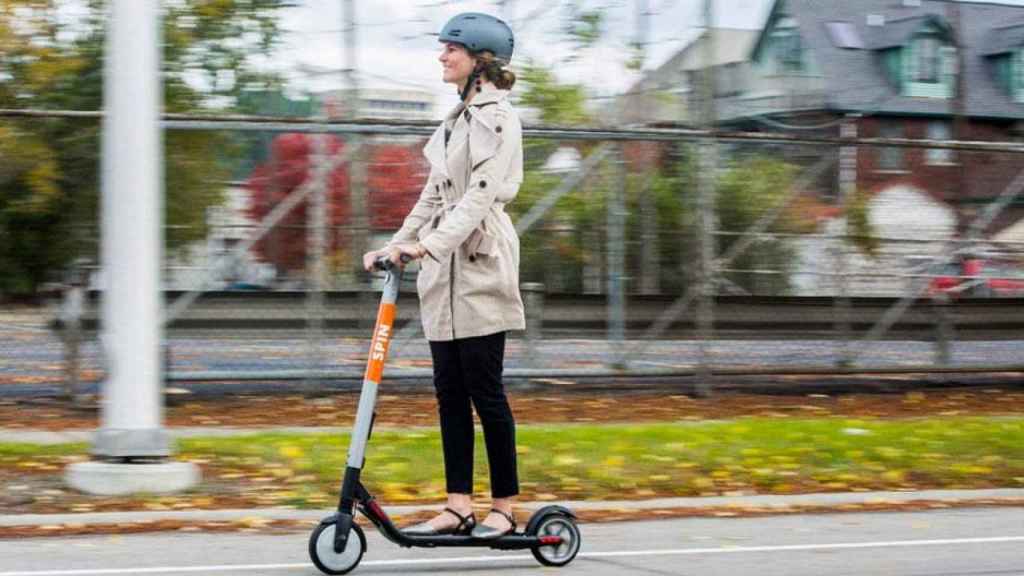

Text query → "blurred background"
[3,0,1024,397]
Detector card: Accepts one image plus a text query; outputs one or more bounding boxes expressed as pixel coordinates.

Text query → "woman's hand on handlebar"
[362,248,389,272]
[388,243,427,266]
[363,243,427,272]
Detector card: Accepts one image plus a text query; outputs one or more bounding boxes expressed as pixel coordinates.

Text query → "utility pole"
[635,0,660,295]
[498,0,515,21]
[67,0,198,495]
[931,0,967,364]
[344,0,367,274]
[635,0,650,70]
[343,0,370,329]
[949,1,970,239]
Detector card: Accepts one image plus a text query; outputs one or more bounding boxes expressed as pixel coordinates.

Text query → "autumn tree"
[367,144,430,230]
[244,134,351,276]
[244,135,429,276]
[0,0,293,296]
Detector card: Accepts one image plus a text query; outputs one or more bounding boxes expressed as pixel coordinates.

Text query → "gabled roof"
[634,28,759,91]
[619,28,758,113]
[865,14,953,49]
[753,0,1024,119]
[982,23,1024,56]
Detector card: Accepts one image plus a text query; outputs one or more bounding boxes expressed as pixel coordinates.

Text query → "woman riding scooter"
[362,11,525,540]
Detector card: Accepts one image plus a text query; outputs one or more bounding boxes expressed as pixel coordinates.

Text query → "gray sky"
[275,0,772,116]
[275,0,1024,118]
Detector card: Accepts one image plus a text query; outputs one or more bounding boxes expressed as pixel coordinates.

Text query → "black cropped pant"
[429,331,519,499]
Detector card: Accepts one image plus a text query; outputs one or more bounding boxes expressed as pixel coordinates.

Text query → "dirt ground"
[3,387,1024,430]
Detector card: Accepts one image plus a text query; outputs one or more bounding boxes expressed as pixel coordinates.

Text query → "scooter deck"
[390,533,553,550]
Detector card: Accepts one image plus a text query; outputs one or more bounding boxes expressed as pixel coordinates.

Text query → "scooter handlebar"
[373,253,413,271]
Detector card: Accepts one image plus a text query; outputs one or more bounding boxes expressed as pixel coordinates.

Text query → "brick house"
[675,0,1024,295]
[719,0,1024,237]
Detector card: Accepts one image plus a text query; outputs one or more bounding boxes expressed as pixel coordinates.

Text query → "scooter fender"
[317,512,339,526]
[525,505,577,535]
[331,512,355,553]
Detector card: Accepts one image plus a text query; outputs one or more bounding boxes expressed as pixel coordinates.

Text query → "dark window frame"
[915,36,941,84]
[878,122,905,171]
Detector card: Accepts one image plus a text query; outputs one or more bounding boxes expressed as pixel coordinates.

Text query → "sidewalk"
[4,489,1024,528]
[0,426,355,445]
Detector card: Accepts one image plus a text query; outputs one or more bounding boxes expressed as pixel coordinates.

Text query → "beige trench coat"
[388,84,526,341]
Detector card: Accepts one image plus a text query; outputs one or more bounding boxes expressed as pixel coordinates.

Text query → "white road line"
[2,536,1024,576]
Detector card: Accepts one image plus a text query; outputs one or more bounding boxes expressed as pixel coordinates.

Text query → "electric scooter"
[308,255,582,575]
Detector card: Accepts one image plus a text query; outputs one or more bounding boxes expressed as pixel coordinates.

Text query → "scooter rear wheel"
[530,513,582,567]
[309,521,366,575]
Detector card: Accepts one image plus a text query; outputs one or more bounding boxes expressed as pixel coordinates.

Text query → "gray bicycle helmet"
[438,12,514,64]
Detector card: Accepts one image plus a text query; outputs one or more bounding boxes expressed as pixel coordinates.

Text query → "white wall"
[791,185,956,296]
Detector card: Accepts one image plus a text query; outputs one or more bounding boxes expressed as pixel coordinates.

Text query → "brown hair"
[475,51,516,90]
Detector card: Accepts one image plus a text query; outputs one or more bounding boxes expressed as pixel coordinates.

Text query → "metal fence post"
[522,282,545,368]
[835,115,857,367]
[694,0,717,398]
[695,141,717,398]
[59,280,84,402]
[607,144,627,368]
[306,131,330,382]
[350,135,372,329]
[932,291,953,365]
[639,175,660,295]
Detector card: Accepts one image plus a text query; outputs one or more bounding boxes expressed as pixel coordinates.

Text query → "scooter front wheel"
[309,520,366,575]
[530,513,582,567]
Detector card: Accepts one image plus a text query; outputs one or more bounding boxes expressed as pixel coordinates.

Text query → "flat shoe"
[471,508,516,540]
[402,507,475,536]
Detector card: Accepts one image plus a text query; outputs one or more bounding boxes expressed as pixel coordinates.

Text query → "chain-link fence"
[4,113,1024,397]
[5,0,1024,397]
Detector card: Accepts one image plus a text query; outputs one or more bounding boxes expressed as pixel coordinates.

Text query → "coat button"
[446,179,452,187]
[496,126,502,133]
[469,255,476,263]
[479,180,487,188]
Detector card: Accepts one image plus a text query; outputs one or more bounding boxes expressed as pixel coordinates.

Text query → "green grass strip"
[176,418,1024,503]
[5,418,1024,506]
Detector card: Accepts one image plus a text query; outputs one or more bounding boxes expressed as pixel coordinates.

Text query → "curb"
[4,489,1024,528]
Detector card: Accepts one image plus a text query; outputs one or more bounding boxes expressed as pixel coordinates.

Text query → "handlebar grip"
[373,253,413,271]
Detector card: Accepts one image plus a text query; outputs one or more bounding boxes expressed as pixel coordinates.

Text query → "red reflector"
[539,536,563,545]
[367,500,387,520]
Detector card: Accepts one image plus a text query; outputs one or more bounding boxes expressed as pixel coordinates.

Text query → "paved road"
[4,322,1024,390]
[2,508,1023,576]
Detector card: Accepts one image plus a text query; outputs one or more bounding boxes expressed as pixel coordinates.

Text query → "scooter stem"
[334,260,404,553]
[348,262,402,469]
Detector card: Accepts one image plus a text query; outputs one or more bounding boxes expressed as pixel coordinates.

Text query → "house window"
[915,36,940,83]
[769,17,803,73]
[926,121,954,165]
[1017,50,1024,101]
[878,123,904,170]
[776,32,803,72]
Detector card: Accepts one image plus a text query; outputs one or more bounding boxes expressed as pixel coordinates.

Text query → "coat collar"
[468,83,508,108]
[426,84,508,175]
[443,83,508,122]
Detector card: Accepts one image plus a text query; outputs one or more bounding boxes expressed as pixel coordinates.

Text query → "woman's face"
[439,42,476,86]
